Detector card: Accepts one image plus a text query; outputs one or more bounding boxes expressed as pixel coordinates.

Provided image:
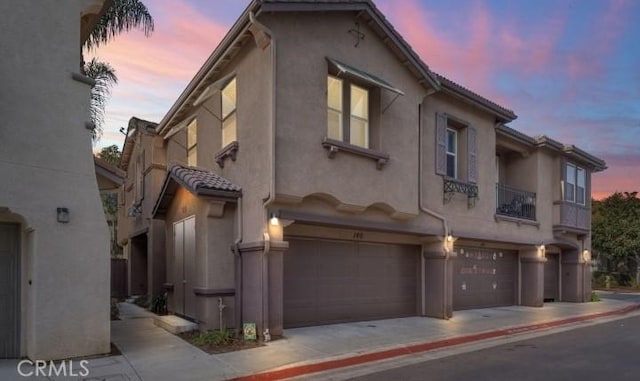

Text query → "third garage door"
[454,247,517,310]
[284,238,419,328]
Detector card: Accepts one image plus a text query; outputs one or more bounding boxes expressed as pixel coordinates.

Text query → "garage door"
[454,247,517,310]
[284,238,419,328]
[544,254,560,302]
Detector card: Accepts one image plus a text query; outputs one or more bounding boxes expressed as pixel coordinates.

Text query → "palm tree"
[85,58,118,141]
[85,0,154,50]
[84,0,154,142]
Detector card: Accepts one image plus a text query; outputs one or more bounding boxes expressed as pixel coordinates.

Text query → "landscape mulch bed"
[179,331,266,354]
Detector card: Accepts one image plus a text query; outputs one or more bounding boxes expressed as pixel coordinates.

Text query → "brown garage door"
[454,247,517,310]
[284,238,419,328]
[544,254,560,302]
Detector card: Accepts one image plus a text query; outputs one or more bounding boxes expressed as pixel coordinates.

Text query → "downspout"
[231,196,243,335]
[418,94,451,320]
[249,11,276,341]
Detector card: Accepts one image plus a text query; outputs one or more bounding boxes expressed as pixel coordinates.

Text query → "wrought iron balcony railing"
[495,183,536,221]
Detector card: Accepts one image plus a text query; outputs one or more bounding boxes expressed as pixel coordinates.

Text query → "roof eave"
[156,1,261,136]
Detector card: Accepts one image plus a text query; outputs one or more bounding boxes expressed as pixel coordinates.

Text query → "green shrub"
[110,298,120,320]
[150,293,167,315]
[590,291,601,302]
[193,329,233,346]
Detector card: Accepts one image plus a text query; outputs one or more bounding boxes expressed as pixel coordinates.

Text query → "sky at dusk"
[87,0,640,199]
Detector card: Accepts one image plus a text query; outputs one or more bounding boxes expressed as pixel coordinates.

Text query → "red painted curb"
[230,304,640,381]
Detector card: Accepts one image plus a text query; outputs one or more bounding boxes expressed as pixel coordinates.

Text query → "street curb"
[230,303,640,381]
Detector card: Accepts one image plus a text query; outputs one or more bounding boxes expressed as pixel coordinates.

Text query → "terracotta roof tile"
[169,164,241,193]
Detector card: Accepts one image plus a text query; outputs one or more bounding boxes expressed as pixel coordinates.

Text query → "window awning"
[327,57,405,96]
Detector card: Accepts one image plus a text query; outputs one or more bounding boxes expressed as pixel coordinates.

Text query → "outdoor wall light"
[269,212,279,226]
[537,244,546,258]
[444,234,455,253]
[583,250,591,263]
[56,207,70,223]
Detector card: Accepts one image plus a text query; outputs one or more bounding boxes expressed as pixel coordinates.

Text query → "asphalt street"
[349,308,640,381]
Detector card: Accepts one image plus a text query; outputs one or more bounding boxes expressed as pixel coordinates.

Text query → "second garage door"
[284,238,419,328]
[454,247,517,310]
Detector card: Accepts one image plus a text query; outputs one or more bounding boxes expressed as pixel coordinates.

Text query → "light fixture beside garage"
[444,233,456,254]
[269,212,279,226]
[582,250,591,263]
[537,244,546,258]
[268,212,283,241]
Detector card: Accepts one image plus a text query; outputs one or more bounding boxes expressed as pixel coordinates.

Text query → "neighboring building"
[95,156,126,257]
[118,0,606,339]
[117,117,166,298]
[0,0,111,359]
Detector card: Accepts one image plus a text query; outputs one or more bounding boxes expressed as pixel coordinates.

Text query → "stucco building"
[118,0,605,339]
[0,0,111,359]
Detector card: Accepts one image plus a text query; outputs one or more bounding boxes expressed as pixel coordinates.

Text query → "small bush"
[110,298,120,320]
[150,293,167,315]
[193,329,233,346]
[590,291,601,302]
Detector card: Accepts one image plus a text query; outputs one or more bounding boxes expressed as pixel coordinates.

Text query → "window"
[186,119,197,166]
[446,128,457,178]
[565,163,587,205]
[327,75,370,149]
[221,77,237,147]
[327,76,343,141]
[435,113,477,184]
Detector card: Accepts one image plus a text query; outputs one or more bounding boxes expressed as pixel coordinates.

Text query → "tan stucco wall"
[267,12,425,219]
[0,0,110,360]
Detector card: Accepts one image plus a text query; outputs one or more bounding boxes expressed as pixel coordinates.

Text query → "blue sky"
[87,0,640,198]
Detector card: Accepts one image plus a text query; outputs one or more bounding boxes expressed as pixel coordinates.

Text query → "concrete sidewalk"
[1,293,638,381]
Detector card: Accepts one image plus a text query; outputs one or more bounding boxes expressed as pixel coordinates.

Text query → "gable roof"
[153,164,241,217]
[156,0,516,137]
[120,117,159,170]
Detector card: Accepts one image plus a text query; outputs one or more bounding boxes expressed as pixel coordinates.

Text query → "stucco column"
[238,240,288,339]
[519,248,545,307]
[561,249,588,302]
[422,242,454,319]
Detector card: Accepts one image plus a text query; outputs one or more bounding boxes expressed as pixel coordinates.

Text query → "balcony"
[495,183,536,221]
[553,201,590,233]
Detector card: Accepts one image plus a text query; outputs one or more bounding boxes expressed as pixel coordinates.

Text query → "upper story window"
[565,163,586,205]
[221,77,237,148]
[436,113,477,184]
[327,75,370,149]
[446,128,458,178]
[186,119,197,166]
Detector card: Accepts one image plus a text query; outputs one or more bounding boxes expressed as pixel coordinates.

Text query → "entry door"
[0,224,19,358]
[544,254,560,302]
[173,217,196,319]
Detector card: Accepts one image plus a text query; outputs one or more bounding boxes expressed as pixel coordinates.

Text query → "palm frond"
[84,58,118,141]
[85,0,154,50]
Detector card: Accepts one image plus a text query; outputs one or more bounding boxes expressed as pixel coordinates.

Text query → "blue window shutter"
[467,126,477,184]
[435,113,447,175]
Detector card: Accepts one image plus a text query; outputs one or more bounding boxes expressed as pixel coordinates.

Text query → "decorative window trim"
[443,177,478,208]
[215,141,239,168]
[321,137,389,170]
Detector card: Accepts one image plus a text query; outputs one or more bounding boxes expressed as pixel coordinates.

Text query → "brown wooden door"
[453,247,517,310]
[284,238,419,328]
[544,254,560,302]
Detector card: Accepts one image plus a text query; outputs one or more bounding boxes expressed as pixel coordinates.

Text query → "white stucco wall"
[0,0,110,360]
